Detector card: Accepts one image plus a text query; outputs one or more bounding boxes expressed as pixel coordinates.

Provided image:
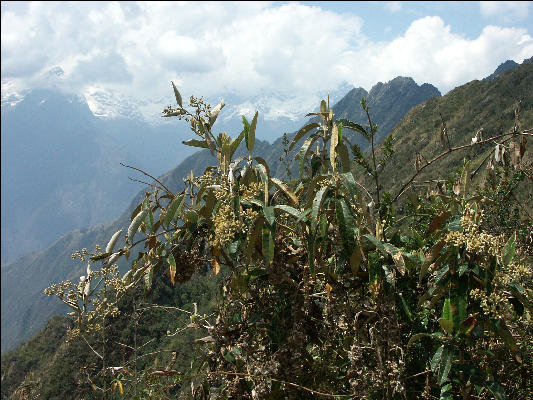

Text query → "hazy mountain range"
[1,58,528,353]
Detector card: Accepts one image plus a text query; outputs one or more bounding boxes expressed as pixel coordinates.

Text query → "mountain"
[0,75,440,353]
[0,90,139,263]
[0,90,199,264]
[2,61,531,397]
[351,59,533,200]
[483,59,519,81]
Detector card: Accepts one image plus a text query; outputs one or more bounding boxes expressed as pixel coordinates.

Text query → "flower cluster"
[471,258,532,319]
[210,203,244,249]
[445,207,503,256]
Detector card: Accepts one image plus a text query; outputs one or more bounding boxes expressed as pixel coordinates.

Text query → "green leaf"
[289,123,320,151]
[262,226,274,267]
[439,318,453,334]
[182,138,208,149]
[442,297,452,323]
[399,294,413,321]
[485,381,508,400]
[438,346,452,384]
[502,234,516,267]
[270,177,299,206]
[431,345,444,372]
[311,185,329,232]
[263,206,275,227]
[242,115,250,149]
[171,81,183,108]
[248,111,258,155]
[168,254,177,285]
[336,198,356,256]
[230,130,245,158]
[247,217,264,264]
[274,205,308,223]
[254,163,269,205]
[439,383,453,400]
[164,194,186,226]
[337,118,370,142]
[298,133,321,176]
[254,156,271,177]
[145,208,154,233]
[337,143,351,173]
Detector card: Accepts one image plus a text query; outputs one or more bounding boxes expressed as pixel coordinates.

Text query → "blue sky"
[1,1,532,122]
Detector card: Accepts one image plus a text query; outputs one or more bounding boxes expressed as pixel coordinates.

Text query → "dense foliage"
[5,71,533,399]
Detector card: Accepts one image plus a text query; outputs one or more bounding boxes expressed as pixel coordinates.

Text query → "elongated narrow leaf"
[128,209,149,242]
[311,185,329,232]
[419,239,445,284]
[262,225,274,267]
[171,81,183,108]
[168,254,177,285]
[209,99,225,126]
[337,143,351,173]
[298,133,321,176]
[254,156,271,176]
[242,115,250,149]
[230,130,245,158]
[431,345,444,372]
[263,205,275,227]
[247,217,264,264]
[274,205,308,222]
[106,229,123,254]
[164,194,186,226]
[248,111,258,155]
[254,163,269,204]
[337,118,370,142]
[330,123,339,171]
[440,383,453,400]
[336,198,356,255]
[442,297,452,322]
[305,175,329,209]
[350,245,362,275]
[270,177,299,206]
[182,139,209,149]
[145,208,154,233]
[438,346,452,385]
[485,382,508,400]
[289,123,320,151]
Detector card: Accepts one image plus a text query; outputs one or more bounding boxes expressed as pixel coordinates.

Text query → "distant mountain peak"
[483,60,519,82]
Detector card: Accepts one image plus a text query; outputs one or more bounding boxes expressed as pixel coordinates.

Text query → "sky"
[1,1,532,123]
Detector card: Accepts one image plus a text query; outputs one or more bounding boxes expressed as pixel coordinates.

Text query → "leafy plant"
[40,82,532,399]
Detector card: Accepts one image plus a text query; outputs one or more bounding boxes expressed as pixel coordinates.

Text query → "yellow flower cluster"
[471,259,531,318]
[240,181,263,200]
[444,207,503,256]
[210,203,244,249]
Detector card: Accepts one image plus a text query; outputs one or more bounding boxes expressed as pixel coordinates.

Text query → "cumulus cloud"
[1,2,532,121]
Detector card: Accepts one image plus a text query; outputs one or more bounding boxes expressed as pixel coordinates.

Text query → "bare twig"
[392,130,522,203]
[120,163,173,195]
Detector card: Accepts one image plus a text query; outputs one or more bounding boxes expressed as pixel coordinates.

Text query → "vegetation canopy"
[19,78,533,399]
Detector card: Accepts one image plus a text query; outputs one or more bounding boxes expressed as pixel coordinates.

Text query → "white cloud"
[1,2,532,123]
[480,1,530,22]
[385,2,402,13]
